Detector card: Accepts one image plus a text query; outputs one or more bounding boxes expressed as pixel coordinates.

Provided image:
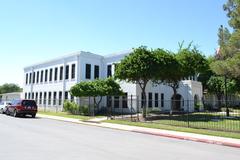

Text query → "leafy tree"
[197,56,215,91]
[114,46,158,118]
[153,49,182,112]
[176,47,207,78]
[215,26,232,59]
[223,0,240,30]
[154,45,206,113]
[207,76,238,108]
[0,83,22,94]
[70,78,123,115]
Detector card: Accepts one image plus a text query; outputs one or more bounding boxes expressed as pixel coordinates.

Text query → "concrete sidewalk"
[37,114,240,148]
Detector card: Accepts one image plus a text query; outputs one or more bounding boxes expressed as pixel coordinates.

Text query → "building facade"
[23,51,203,112]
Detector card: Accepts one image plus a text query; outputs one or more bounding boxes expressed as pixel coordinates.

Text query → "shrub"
[63,100,80,114]
[81,105,89,116]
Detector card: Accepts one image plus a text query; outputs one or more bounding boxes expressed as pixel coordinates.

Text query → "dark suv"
[6,99,38,118]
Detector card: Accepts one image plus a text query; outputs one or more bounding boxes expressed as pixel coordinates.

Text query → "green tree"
[0,83,22,94]
[223,0,240,30]
[176,47,207,78]
[70,78,123,115]
[153,48,182,113]
[114,46,158,118]
[207,76,238,108]
[197,56,214,91]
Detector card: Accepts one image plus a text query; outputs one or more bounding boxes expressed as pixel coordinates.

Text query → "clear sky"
[0,0,230,87]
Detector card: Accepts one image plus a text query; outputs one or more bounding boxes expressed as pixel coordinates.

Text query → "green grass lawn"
[150,112,240,132]
[38,110,92,121]
[105,119,240,139]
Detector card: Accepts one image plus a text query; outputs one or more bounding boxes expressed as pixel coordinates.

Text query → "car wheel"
[6,109,10,115]
[32,113,36,118]
[0,108,3,114]
[13,110,18,117]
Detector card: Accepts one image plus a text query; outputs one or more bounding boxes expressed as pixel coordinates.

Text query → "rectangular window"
[45,69,48,82]
[28,93,31,99]
[32,92,34,99]
[85,64,91,79]
[71,64,76,79]
[33,72,35,84]
[29,73,32,84]
[148,92,152,108]
[161,93,164,107]
[122,93,128,108]
[60,66,63,80]
[59,91,62,105]
[70,95,74,102]
[36,71,39,83]
[25,93,27,99]
[65,91,68,100]
[25,73,28,84]
[54,67,58,81]
[65,65,69,80]
[94,65,99,79]
[53,92,57,105]
[35,92,38,104]
[48,92,51,105]
[107,65,112,77]
[49,68,53,82]
[114,96,119,108]
[155,93,159,107]
[39,92,42,104]
[43,92,47,105]
[40,70,43,82]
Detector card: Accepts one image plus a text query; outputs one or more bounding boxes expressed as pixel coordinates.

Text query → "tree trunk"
[139,81,147,119]
[142,90,147,119]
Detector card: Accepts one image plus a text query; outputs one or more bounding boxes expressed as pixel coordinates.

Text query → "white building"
[0,92,21,102]
[23,51,203,112]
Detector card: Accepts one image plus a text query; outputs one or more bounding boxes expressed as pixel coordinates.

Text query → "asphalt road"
[0,114,239,160]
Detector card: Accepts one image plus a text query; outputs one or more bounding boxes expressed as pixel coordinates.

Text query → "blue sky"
[0,0,229,86]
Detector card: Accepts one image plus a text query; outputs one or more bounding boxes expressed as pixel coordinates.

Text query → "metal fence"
[1,96,240,132]
[106,97,240,133]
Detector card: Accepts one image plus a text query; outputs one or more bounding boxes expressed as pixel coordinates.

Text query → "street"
[0,114,239,160]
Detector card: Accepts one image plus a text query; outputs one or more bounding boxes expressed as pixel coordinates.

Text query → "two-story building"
[23,51,203,112]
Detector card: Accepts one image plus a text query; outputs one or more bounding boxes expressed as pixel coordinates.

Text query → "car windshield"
[22,100,36,107]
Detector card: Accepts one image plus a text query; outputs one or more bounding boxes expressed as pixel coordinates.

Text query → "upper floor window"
[45,69,48,82]
[60,66,63,80]
[65,65,69,80]
[94,65,99,79]
[107,65,112,77]
[49,68,53,82]
[71,64,76,79]
[36,71,39,83]
[33,72,35,84]
[54,67,58,81]
[40,70,43,82]
[85,64,91,79]
[25,73,28,84]
[29,73,32,84]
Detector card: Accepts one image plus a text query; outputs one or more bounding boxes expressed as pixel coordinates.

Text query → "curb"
[37,114,240,149]
[131,130,240,148]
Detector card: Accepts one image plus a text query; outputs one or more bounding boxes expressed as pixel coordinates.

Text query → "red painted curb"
[132,130,240,148]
